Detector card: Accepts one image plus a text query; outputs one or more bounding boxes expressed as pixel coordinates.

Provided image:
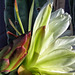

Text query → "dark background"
[0,0,7,48]
[0,0,75,48]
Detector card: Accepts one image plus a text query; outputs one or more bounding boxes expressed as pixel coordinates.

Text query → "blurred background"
[0,0,75,48]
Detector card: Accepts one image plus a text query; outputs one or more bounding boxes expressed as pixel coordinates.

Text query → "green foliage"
[4,0,37,42]
[22,1,75,75]
[1,0,75,75]
[35,0,47,7]
[4,0,16,42]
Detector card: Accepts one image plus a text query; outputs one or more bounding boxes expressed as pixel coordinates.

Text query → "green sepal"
[0,59,9,72]
[28,0,34,31]
[33,3,52,35]
[4,34,27,59]
[6,46,27,72]
[24,26,45,69]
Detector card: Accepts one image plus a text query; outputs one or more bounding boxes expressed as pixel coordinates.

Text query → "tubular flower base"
[0,32,31,73]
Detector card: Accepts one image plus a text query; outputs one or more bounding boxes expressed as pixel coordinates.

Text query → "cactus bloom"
[0,0,75,75]
[18,1,75,75]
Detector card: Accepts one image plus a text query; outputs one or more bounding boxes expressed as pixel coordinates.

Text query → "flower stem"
[15,0,25,34]
[9,19,21,35]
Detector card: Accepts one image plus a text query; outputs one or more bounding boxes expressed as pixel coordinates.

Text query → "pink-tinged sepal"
[4,34,28,59]
[24,32,31,52]
[15,0,18,12]
[7,31,18,38]
[5,46,27,71]
[0,32,31,73]
[0,45,11,58]
[0,59,9,72]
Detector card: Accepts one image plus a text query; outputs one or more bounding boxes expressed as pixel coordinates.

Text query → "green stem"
[15,0,25,34]
[9,19,21,35]
[28,0,34,31]
[16,12,25,34]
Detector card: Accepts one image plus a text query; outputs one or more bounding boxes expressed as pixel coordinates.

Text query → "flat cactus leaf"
[38,0,47,7]
[15,0,29,33]
[5,0,37,43]
[15,0,25,34]
[4,0,16,42]
[15,0,37,33]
